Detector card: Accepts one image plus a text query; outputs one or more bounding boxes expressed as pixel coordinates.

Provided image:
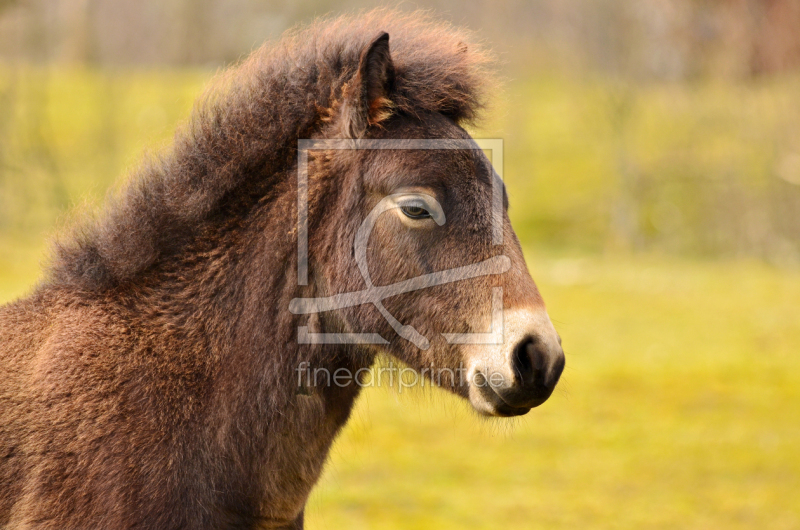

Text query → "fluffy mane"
[48,9,493,291]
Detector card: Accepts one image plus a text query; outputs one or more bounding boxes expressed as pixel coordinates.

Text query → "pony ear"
[340,32,395,138]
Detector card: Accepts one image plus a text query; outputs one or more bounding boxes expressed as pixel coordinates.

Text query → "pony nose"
[504,336,565,407]
[467,308,565,416]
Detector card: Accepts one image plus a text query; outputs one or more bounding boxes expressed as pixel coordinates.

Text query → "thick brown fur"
[48,9,491,292]
[0,10,556,530]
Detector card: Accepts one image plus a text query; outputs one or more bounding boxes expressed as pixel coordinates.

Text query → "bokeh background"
[1,1,799,528]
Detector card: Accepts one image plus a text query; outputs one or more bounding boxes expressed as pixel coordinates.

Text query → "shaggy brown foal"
[0,10,564,529]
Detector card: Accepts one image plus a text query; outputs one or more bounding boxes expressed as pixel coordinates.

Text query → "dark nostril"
[500,336,565,409]
[512,337,537,386]
[512,336,564,391]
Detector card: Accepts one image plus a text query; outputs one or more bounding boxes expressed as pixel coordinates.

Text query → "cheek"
[365,217,433,284]
[381,277,497,342]
[369,218,486,281]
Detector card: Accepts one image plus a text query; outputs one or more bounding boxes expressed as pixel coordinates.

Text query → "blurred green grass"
[493,75,800,259]
[1,68,799,528]
[0,67,209,236]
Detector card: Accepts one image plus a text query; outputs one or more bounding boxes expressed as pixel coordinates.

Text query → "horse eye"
[400,205,432,219]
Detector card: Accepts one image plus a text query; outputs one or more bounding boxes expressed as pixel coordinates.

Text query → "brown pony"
[0,10,564,529]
